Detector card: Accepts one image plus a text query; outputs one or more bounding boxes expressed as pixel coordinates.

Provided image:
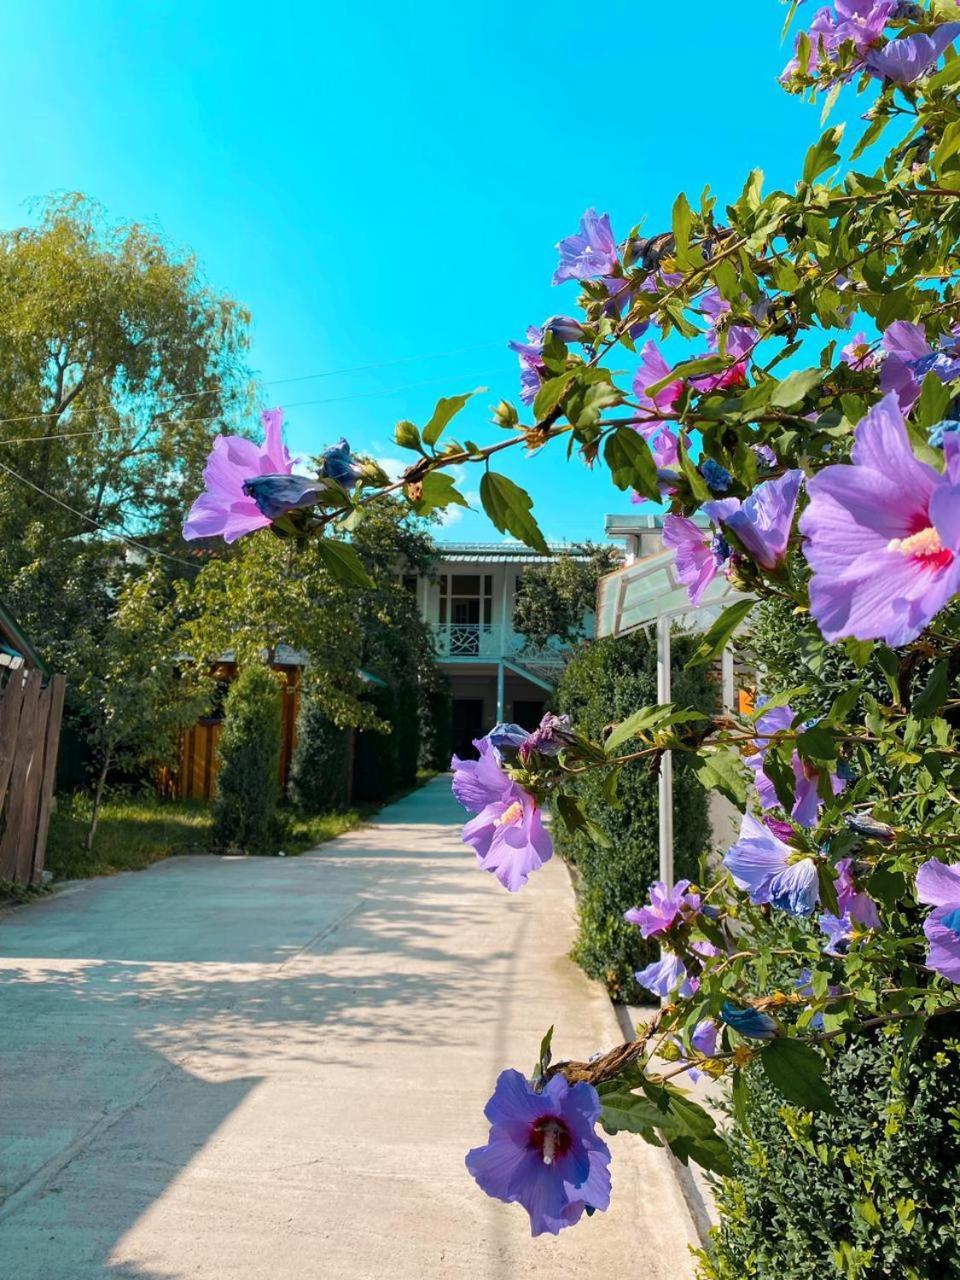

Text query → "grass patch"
[44,773,438,883]
[47,792,217,880]
[45,790,371,881]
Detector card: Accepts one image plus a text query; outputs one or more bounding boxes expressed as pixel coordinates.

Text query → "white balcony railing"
[430,623,570,679]
[432,623,499,658]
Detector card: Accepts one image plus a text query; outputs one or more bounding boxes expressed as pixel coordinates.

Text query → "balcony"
[432,622,499,659]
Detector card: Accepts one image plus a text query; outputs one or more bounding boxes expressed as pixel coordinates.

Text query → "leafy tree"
[213,663,282,852]
[69,568,209,849]
[512,543,619,651]
[181,497,439,734]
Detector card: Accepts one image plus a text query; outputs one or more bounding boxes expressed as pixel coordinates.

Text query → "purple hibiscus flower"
[670,1018,720,1084]
[686,1020,720,1082]
[836,857,881,927]
[451,739,552,892]
[465,1069,611,1237]
[880,321,960,412]
[866,23,960,84]
[841,331,879,372]
[724,812,820,917]
[520,713,575,761]
[624,878,701,939]
[699,288,759,361]
[916,858,960,982]
[552,209,619,286]
[183,407,294,543]
[800,393,960,646]
[633,340,683,416]
[508,326,546,406]
[635,949,697,999]
[834,0,898,52]
[746,702,844,828]
[705,469,804,571]
[662,513,734,607]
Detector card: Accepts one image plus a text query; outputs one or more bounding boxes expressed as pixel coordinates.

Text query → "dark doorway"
[451,698,485,760]
[513,699,545,731]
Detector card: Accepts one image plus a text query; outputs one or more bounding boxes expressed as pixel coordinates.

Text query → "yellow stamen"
[496,800,523,827]
[887,526,944,558]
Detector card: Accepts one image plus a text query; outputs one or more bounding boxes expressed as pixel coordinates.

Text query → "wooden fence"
[0,669,66,885]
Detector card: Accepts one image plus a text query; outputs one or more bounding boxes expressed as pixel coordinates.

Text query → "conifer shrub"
[213,663,282,852]
[554,629,714,1000]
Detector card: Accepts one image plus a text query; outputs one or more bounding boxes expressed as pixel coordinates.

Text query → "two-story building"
[406,542,600,759]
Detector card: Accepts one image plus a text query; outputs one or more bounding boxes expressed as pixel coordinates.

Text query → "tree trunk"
[86,750,111,851]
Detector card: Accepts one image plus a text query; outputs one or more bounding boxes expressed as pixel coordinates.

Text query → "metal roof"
[433,541,599,563]
[0,598,47,674]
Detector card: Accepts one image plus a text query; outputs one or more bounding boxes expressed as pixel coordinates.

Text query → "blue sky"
[0,2,848,543]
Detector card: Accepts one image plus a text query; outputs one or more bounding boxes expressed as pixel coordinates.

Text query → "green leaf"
[603,428,660,500]
[802,125,844,184]
[604,705,667,754]
[315,539,375,590]
[796,724,837,764]
[479,472,549,554]
[913,371,952,432]
[422,390,478,447]
[818,860,840,918]
[678,438,713,503]
[761,1038,835,1112]
[695,746,749,808]
[686,599,756,667]
[770,368,821,408]
[408,471,470,516]
[532,1026,554,1083]
[672,192,692,255]
[914,661,950,718]
[533,372,573,422]
[935,119,960,173]
[763,746,797,813]
[599,1085,668,1140]
[554,793,612,848]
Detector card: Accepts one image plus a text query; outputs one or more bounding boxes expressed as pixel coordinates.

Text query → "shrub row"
[554,628,714,1002]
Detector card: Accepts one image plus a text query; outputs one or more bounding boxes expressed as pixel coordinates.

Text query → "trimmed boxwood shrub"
[352,684,400,803]
[213,663,281,852]
[698,1023,960,1280]
[554,629,714,1001]
[288,694,351,813]
[418,669,452,772]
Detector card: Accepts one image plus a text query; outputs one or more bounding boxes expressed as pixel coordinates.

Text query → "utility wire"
[0,340,506,430]
[0,367,506,448]
[0,459,198,570]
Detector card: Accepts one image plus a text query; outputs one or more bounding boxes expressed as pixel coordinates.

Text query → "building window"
[402,574,418,595]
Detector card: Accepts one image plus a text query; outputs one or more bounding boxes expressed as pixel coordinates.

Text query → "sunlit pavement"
[0,777,700,1279]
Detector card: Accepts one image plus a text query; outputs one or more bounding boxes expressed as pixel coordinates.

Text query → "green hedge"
[353,684,401,804]
[213,663,281,852]
[698,1024,960,1280]
[418,670,452,771]
[554,629,714,1001]
[287,695,351,813]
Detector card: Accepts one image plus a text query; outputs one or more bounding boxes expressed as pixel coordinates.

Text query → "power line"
[0,339,506,429]
[0,367,504,447]
[0,459,198,570]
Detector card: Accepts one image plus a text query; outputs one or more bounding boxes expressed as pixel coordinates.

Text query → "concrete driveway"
[0,777,700,1279]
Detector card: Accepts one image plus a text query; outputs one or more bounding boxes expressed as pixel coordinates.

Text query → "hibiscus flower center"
[529,1116,572,1165]
[887,525,949,560]
[496,800,524,827]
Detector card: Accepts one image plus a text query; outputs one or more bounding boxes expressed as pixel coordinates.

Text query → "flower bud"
[395,419,422,450]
